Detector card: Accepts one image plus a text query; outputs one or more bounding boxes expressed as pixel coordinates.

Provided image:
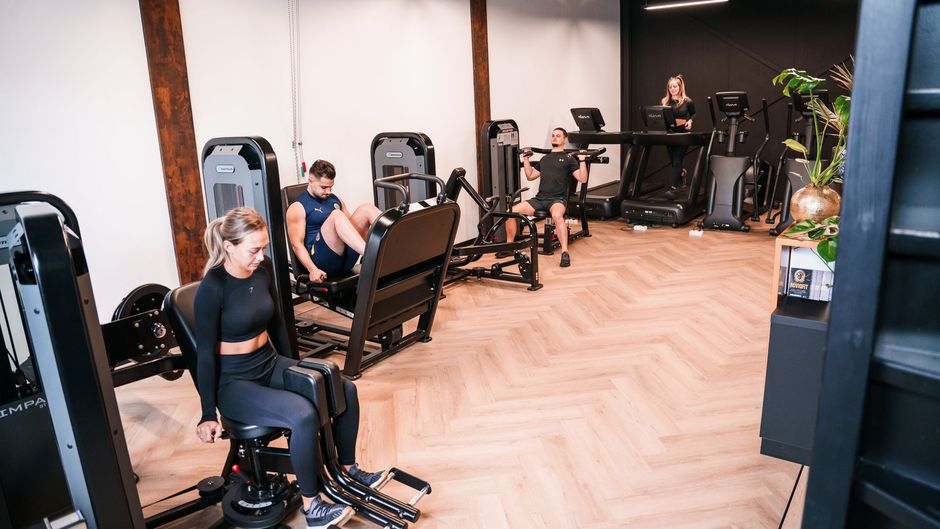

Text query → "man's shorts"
[310,233,360,276]
[526,196,567,213]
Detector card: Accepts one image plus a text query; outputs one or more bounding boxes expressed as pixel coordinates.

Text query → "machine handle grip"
[0,191,82,236]
[373,172,448,212]
[761,98,770,135]
[707,96,717,129]
[373,181,410,213]
[786,103,794,138]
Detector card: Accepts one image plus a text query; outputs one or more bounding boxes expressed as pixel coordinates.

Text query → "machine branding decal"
[0,396,47,419]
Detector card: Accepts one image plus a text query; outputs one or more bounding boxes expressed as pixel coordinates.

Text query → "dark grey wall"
[620,0,859,170]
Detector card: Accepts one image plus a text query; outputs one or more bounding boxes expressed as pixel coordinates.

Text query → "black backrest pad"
[372,202,459,277]
[281,184,307,273]
[163,282,201,388]
[358,202,460,328]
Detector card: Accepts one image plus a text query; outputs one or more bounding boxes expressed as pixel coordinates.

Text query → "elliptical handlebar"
[753,98,772,167]
[707,96,717,129]
[786,102,794,139]
[761,98,770,136]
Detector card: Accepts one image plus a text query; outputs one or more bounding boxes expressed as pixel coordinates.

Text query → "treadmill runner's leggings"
[667,145,687,188]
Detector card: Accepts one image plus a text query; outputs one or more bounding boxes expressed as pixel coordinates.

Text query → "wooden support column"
[470,0,491,192]
[139,0,206,283]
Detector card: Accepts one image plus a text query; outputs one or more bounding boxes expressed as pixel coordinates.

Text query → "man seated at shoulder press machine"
[286,159,383,282]
[504,127,589,268]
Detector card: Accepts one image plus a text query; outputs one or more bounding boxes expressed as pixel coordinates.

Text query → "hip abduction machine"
[0,192,431,529]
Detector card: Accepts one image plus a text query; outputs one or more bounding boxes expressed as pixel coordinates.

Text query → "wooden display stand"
[770,235,821,311]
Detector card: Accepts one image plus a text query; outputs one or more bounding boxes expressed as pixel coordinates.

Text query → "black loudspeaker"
[759,298,829,466]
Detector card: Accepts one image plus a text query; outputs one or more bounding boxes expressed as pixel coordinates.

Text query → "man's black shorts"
[526,196,567,213]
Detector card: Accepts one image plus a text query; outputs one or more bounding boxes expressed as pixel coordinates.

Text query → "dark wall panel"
[623,0,858,166]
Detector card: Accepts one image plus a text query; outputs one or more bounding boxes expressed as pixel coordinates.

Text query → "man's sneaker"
[494,250,515,259]
[349,464,389,489]
[560,251,571,268]
[664,186,678,200]
[302,497,353,529]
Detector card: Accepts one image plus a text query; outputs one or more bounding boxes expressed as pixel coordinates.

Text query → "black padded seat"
[220,418,283,440]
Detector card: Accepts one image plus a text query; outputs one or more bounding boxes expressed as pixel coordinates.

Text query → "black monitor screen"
[570,107,605,132]
[715,91,750,117]
[792,88,830,117]
[641,105,676,132]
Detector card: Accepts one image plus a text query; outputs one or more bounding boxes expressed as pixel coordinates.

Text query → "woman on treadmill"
[194,207,386,529]
[661,74,696,199]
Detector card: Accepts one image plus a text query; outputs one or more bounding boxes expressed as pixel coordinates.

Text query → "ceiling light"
[644,0,729,11]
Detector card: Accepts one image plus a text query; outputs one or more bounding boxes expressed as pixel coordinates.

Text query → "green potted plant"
[772,59,852,223]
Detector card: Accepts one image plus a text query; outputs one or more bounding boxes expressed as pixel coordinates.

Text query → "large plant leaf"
[830,57,854,92]
[834,95,851,127]
[783,138,809,155]
[817,239,838,263]
[786,219,817,235]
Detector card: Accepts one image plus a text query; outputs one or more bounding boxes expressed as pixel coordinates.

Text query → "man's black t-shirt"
[535,152,579,200]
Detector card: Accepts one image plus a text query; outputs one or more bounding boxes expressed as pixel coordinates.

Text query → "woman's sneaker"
[302,497,353,529]
[348,464,389,489]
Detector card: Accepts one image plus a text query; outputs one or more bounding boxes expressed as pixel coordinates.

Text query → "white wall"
[0,0,179,321]
[488,0,621,193]
[0,0,621,327]
[179,0,296,187]
[180,0,480,241]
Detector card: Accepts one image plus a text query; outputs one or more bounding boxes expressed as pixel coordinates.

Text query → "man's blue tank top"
[296,190,342,250]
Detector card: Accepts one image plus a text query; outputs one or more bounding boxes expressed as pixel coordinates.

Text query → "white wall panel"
[0,0,178,320]
[298,0,479,240]
[181,0,479,241]
[488,0,621,194]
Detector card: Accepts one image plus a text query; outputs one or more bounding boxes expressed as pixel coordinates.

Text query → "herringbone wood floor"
[117,218,806,529]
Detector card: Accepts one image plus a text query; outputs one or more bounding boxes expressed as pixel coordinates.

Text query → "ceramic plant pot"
[791,184,841,222]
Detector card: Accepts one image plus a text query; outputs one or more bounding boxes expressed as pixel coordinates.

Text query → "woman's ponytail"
[202,208,267,276]
[203,217,226,276]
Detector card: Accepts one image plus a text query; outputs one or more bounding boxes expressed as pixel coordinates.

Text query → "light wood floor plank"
[119,218,805,528]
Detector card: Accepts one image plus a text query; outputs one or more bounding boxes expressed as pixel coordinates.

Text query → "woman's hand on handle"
[197,420,223,443]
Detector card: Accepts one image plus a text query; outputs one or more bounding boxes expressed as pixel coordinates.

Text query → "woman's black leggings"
[216,346,360,497]
[667,145,687,188]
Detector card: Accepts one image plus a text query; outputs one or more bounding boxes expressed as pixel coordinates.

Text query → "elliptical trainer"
[764,89,831,235]
[699,91,772,232]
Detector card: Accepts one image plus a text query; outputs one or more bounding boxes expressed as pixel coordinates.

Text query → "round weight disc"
[112,284,170,321]
[221,484,286,529]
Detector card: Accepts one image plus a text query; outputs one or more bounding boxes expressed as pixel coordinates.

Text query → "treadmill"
[567,108,635,219]
[619,105,715,227]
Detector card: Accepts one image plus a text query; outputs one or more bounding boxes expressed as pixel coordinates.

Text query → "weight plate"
[112,284,170,321]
